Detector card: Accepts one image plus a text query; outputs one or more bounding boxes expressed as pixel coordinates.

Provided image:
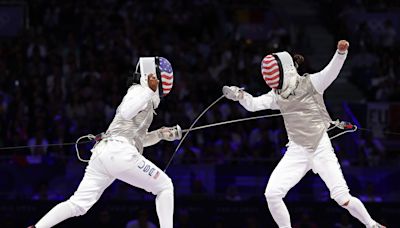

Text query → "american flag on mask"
[159,57,174,95]
[261,55,281,89]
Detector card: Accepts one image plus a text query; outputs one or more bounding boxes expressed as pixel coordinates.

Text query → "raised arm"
[223,86,279,112]
[310,40,349,94]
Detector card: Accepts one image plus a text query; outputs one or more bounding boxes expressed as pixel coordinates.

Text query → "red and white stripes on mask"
[158,57,174,96]
[137,57,174,97]
[159,57,174,96]
[261,55,281,89]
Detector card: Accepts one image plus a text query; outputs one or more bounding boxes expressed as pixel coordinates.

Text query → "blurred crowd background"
[0,0,399,227]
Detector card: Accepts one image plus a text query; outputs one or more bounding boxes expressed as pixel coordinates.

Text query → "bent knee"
[264,187,285,201]
[333,191,352,206]
[65,200,88,217]
[155,177,174,195]
[162,178,174,191]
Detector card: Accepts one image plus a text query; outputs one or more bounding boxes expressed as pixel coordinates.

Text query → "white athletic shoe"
[371,223,386,228]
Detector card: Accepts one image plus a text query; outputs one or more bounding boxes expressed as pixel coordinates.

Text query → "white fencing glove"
[222,86,244,101]
[158,125,182,141]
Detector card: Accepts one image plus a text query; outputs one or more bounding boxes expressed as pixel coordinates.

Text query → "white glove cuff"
[223,86,244,101]
[159,125,182,141]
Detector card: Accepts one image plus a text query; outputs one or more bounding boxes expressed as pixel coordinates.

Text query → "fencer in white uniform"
[223,40,385,228]
[30,57,181,228]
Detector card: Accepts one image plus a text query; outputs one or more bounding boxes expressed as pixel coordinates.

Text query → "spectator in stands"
[358,132,385,167]
[225,185,242,201]
[32,182,62,201]
[175,209,193,228]
[93,209,114,228]
[334,213,353,228]
[293,211,318,228]
[28,129,49,156]
[380,20,397,53]
[359,182,383,203]
[126,208,157,228]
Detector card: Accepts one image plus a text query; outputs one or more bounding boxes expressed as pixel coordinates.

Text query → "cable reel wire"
[330,124,358,139]
[180,112,301,133]
[163,94,225,171]
[163,95,360,171]
[0,138,93,151]
[328,119,358,140]
[75,134,96,162]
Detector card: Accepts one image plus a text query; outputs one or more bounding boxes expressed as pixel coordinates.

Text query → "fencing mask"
[261,51,299,99]
[133,57,174,97]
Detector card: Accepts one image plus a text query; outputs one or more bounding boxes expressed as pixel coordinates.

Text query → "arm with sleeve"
[143,130,161,147]
[119,85,164,147]
[238,90,280,112]
[310,50,347,94]
[119,85,155,120]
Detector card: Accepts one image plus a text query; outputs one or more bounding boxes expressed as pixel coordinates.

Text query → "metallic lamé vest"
[106,88,154,154]
[276,75,331,152]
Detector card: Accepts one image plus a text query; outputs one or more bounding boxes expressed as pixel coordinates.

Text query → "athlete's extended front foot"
[371,223,386,228]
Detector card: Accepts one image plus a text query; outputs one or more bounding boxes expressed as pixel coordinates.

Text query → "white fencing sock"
[35,201,77,228]
[267,197,292,228]
[343,197,376,227]
[155,188,174,228]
